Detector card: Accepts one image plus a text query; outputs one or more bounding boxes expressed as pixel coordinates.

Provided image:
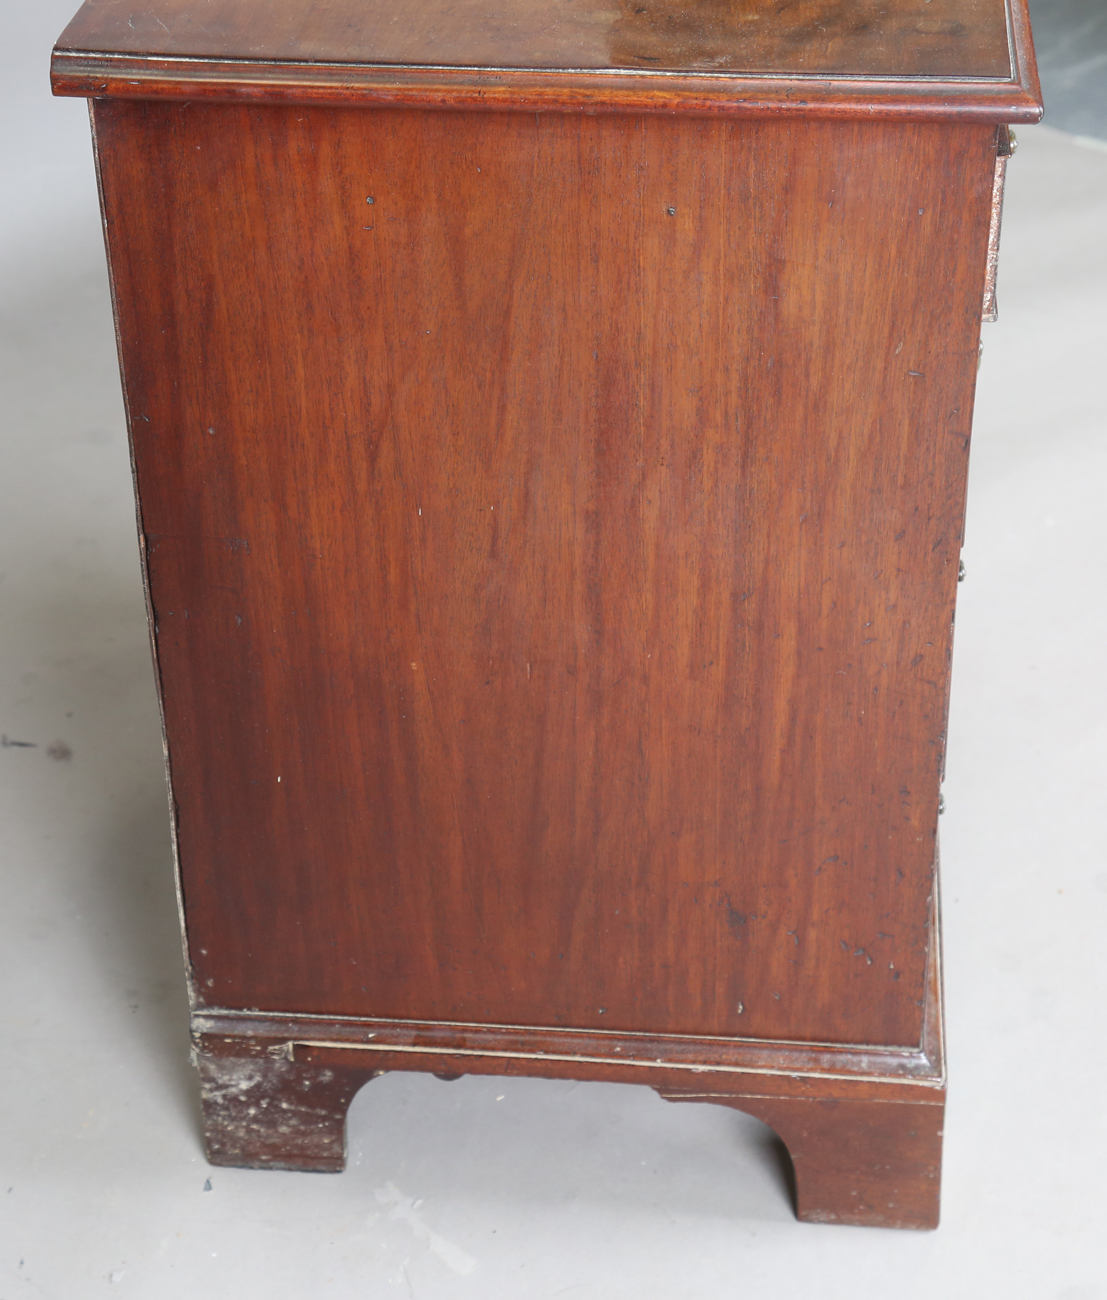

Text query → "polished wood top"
[57,0,1011,78]
[53,0,1041,121]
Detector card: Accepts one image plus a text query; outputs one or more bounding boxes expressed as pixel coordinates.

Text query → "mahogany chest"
[53,0,1040,1228]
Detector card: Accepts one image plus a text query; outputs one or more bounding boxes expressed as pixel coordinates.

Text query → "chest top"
[53,0,1040,121]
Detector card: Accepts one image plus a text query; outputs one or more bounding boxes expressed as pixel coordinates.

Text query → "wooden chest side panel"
[94,101,994,1047]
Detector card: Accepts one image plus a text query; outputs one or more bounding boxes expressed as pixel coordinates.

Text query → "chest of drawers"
[53,0,1040,1228]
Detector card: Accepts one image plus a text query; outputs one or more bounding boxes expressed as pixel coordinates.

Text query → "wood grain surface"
[191,898,945,1087]
[195,954,945,1225]
[52,0,1042,122]
[57,0,1011,77]
[93,100,994,1050]
[194,931,945,1225]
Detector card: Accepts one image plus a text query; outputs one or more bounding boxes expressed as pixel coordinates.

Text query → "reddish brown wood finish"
[93,101,988,1050]
[55,0,1012,76]
[51,0,1042,122]
[194,912,944,1224]
[661,1091,943,1228]
[197,1045,943,1225]
[58,0,1038,1225]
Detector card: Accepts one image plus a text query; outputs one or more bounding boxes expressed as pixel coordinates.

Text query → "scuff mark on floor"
[374,1182,476,1276]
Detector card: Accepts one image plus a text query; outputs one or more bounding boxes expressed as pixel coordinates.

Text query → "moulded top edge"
[51,0,1042,120]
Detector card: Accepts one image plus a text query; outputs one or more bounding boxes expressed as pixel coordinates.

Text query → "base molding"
[195,1026,943,1229]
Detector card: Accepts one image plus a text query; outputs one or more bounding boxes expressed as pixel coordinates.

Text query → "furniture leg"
[657,1089,944,1230]
[198,1049,376,1172]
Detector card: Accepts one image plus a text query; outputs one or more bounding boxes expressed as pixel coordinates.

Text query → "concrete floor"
[1030,0,1107,140]
[3,3,1106,1296]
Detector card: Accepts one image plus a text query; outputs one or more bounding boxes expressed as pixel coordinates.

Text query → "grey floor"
[1030,0,1107,139]
[3,2,1106,1296]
